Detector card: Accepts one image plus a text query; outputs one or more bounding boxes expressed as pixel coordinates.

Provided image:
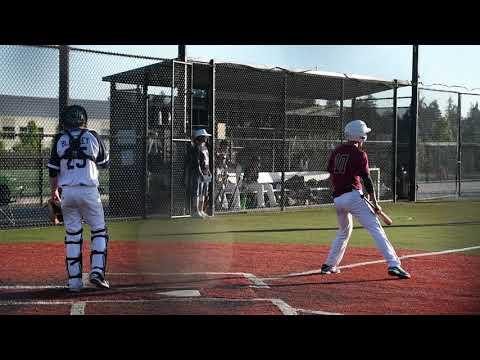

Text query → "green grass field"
[4,169,109,197]
[2,200,480,255]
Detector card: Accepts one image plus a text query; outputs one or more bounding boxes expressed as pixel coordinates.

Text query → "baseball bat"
[362,195,393,226]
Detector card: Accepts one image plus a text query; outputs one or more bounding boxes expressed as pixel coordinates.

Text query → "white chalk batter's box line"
[2,245,478,315]
[0,272,336,315]
[0,271,269,290]
[3,245,477,291]
[0,298,342,316]
[259,245,480,281]
[2,244,479,290]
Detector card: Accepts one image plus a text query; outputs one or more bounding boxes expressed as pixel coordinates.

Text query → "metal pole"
[340,79,344,143]
[351,98,356,120]
[208,59,216,216]
[280,72,287,211]
[143,74,149,219]
[409,45,419,202]
[178,45,186,62]
[457,93,462,197]
[59,45,69,127]
[170,61,175,218]
[392,80,398,203]
[38,132,43,206]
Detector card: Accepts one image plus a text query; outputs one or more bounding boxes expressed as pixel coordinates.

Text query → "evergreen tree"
[12,120,42,153]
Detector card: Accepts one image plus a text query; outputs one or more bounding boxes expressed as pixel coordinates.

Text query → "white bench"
[218,171,331,207]
[225,171,330,185]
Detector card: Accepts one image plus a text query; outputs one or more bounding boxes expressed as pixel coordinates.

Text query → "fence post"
[178,45,186,62]
[208,59,216,216]
[340,79,344,143]
[170,61,175,218]
[280,72,287,211]
[409,44,419,202]
[59,45,69,127]
[392,80,398,203]
[38,132,43,206]
[351,97,357,120]
[457,92,462,197]
[142,74,149,219]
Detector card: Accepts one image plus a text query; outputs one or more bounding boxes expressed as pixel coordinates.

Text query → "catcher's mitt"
[47,199,63,225]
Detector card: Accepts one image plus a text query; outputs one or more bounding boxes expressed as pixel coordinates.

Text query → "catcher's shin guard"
[65,228,83,288]
[90,228,109,276]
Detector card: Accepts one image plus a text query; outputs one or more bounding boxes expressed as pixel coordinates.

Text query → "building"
[0,94,110,150]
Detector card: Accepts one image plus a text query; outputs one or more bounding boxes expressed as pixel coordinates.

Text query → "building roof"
[0,95,110,119]
[102,58,410,100]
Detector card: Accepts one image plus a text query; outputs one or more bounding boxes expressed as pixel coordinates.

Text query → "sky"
[1,45,480,115]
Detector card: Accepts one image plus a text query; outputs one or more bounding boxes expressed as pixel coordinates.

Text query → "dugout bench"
[220,171,331,209]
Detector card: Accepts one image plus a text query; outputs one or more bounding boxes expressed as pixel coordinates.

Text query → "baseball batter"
[321,120,410,279]
[48,105,110,292]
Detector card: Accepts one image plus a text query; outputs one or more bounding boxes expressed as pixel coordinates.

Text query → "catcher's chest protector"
[61,129,95,162]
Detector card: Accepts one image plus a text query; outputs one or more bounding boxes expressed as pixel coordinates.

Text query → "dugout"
[103,59,409,218]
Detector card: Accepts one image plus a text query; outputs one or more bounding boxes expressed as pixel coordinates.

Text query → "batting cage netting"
[2,45,479,229]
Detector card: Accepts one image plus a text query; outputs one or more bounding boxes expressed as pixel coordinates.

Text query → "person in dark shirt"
[320,120,410,279]
[188,128,212,218]
[242,155,277,208]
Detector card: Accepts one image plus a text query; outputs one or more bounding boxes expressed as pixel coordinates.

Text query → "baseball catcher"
[320,120,410,279]
[47,105,110,292]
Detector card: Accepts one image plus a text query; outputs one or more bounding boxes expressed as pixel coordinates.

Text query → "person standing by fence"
[186,128,212,218]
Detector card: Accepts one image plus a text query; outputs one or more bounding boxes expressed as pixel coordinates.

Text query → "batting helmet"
[61,105,88,130]
[344,120,371,143]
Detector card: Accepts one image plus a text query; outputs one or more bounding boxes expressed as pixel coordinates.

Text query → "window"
[1,126,15,139]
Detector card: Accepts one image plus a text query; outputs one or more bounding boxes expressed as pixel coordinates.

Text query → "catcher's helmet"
[61,105,88,130]
[344,120,371,143]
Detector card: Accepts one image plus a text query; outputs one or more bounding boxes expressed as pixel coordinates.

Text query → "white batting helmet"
[344,120,371,142]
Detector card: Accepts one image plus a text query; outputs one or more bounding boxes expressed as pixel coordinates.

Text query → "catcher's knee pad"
[90,227,109,276]
[65,228,83,281]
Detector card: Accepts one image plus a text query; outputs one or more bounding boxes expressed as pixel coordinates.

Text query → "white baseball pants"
[61,186,108,288]
[325,189,401,268]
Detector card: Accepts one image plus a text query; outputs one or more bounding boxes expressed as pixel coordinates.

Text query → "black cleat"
[320,264,341,275]
[89,272,110,289]
[388,266,411,279]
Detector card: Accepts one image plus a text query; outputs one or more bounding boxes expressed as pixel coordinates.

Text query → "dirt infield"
[0,241,479,315]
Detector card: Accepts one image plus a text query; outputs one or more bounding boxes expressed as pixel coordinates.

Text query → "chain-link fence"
[5,45,478,229]
[1,45,168,228]
[212,63,403,213]
[416,88,480,200]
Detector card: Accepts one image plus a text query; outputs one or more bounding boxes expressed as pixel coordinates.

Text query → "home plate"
[156,290,201,297]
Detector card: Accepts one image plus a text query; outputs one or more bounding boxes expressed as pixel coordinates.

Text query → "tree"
[463,102,480,143]
[12,120,42,153]
[444,96,458,139]
[354,95,384,138]
[418,99,442,141]
[433,116,453,141]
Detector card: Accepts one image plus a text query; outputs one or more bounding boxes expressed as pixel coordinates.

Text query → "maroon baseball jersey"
[327,143,370,197]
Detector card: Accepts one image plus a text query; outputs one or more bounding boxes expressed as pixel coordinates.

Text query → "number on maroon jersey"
[334,154,349,174]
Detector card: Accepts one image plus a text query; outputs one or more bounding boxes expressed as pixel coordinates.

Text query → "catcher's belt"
[47,199,63,225]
